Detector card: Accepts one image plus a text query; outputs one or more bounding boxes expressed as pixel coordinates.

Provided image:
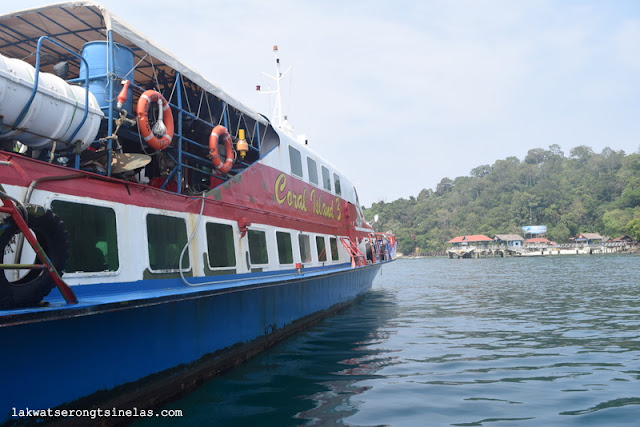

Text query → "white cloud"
[616,19,640,69]
[1,0,638,206]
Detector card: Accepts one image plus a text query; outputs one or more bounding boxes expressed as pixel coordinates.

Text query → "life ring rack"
[209,125,235,174]
[136,90,174,151]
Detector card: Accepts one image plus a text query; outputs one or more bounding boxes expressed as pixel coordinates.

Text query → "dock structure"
[446,237,635,258]
[513,241,631,256]
[447,235,494,259]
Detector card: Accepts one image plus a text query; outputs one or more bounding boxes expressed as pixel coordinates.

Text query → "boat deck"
[0,262,361,325]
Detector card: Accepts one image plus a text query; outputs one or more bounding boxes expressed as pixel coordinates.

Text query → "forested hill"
[364,145,640,255]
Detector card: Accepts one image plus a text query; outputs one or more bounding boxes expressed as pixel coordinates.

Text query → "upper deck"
[0,1,279,194]
[0,1,363,208]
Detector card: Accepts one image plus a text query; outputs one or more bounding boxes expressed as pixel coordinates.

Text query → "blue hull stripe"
[0,263,382,421]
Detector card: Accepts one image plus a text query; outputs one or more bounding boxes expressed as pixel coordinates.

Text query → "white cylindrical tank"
[0,52,103,151]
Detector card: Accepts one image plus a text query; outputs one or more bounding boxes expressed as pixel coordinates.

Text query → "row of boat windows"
[50,200,341,274]
[250,230,339,265]
[289,146,342,196]
[289,145,367,227]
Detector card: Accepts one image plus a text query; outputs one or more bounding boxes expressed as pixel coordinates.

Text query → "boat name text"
[274,173,341,220]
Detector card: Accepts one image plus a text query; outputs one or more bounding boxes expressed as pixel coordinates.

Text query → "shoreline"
[400,247,640,259]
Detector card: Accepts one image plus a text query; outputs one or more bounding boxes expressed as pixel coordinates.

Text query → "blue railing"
[7,35,93,171]
[13,32,267,194]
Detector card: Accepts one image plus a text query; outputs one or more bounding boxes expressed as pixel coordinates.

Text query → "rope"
[180,76,191,112]
[238,114,251,139]
[179,192,207,286]
[125,53,148,80]
[218,103,227,126]
[0,189,28,222]
[205,92,213,124]
[48,141,57,163]
[196,90,204,118]
[168,73,178,105]
[149,55,161,95]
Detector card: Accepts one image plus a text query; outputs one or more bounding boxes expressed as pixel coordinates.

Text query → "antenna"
[256,45,292,129]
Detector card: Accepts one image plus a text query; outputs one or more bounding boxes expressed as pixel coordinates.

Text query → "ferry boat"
[0,2,395,423]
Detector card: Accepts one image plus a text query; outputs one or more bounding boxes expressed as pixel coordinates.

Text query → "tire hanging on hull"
[0,205,68,309]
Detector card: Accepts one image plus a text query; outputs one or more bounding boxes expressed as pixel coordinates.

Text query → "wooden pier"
[447,242,635,259]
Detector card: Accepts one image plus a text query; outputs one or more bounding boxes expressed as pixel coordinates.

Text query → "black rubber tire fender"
[366,244,373,262]
[0,205,69,309]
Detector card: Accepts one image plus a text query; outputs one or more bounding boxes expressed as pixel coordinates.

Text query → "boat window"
[206,223,236,268]
[276,231,294,265]
[50,200,119,273]
[248,229,269,265]
[353,186,363,227]
[299,234,312,263]
[330,237,339,261]
[316,236,327,262]
[146,214,190,271]
[333,173,342,196]
[321,166,331,191]
[289,146,303,178]
[307,157,319,185]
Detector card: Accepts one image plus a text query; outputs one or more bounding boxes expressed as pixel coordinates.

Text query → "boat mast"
[257,45,291,129]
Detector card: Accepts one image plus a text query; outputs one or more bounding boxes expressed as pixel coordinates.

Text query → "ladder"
[0,184,77,304]
[339,237,366,267]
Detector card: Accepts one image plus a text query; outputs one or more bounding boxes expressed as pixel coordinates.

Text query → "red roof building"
[575,233,603,244]
[447,235,493,244]
[525,237,553,245]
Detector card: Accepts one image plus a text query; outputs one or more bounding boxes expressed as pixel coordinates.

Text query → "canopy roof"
[576,233,603,240]
[494,234,525,241]
[448,235,493,244]
[526,238,552,243]
[0,1,267,125]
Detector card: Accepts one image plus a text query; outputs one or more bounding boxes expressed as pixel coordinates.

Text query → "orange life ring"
[136,90,174,150]
[209,125,235,174]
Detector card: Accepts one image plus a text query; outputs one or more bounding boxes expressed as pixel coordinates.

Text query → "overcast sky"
[3,0,639,206]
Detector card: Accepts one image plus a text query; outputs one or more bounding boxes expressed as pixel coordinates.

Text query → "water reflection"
[342,256,640,427]
[135,289,401,427]
[136,255,640,426]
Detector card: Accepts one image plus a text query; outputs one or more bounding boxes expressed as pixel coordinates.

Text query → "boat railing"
[92,70,266,192]
[372,232,398,262]
[11,31,272,195]
[339,237,366,267]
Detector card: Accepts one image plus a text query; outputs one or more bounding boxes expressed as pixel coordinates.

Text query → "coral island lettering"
[274,173,341,221]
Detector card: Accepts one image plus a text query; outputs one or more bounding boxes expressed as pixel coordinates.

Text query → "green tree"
[602,209,633,238]
[548,222,570,243]
[626,208,640,241]
[363,145,640,251]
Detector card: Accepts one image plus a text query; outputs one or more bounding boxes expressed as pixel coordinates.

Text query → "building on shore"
[444,232,635,259]
[613,235,635,244]
[574,233,604,245]
[525,237,554,247]
[447,235,493,258]
[494,234,525,249]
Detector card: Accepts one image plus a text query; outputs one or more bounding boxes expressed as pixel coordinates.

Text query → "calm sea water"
[137,255,640,426]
